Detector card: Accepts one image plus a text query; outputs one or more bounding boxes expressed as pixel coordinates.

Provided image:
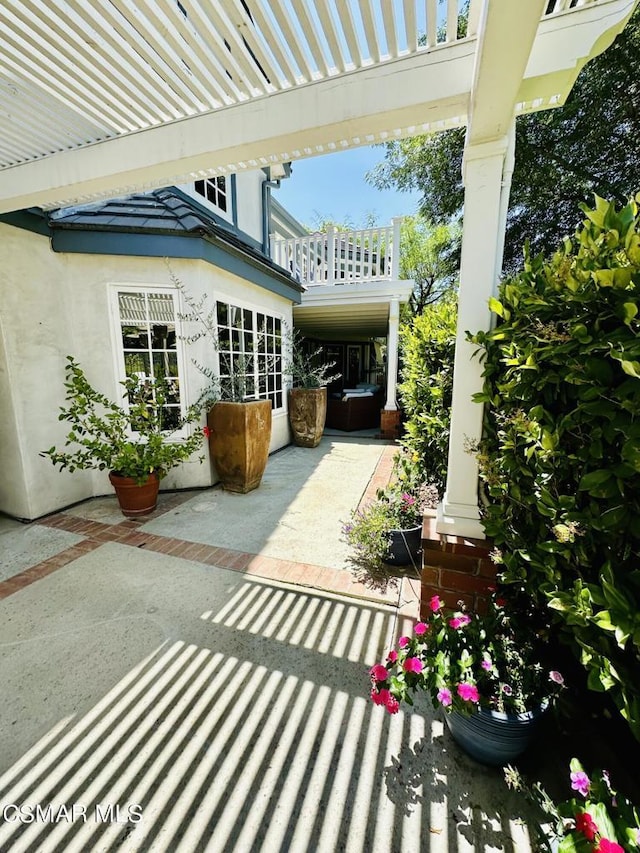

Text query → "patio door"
[347,345,361,387]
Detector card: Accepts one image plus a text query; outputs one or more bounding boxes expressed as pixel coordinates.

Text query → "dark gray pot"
[384,525,422,567]
[444,704,547,766]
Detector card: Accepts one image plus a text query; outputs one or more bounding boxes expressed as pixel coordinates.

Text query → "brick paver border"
[0,443,422,615]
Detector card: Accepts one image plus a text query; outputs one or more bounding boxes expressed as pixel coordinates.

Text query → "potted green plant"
[369,594,566,765]
[342,450,431,568]
[342,485,424,568]
[505,760,640,852]
[286,328,341,448]
[176,280,273,494]
[41,356,206,516]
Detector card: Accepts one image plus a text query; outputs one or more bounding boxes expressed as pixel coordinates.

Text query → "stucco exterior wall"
[0,223,293,520]
[234,171,265,244]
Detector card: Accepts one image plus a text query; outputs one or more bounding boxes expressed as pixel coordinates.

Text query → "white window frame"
[109,283,194,439]
[214,298,285,413]
[192,175,232,223]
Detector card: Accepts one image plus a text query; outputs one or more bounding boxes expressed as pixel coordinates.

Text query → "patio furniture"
[325,388,382,432]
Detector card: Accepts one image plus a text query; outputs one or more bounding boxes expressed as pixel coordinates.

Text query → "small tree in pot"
[286,328,341,448]
[175,279,275,493]
[42,356,206,516]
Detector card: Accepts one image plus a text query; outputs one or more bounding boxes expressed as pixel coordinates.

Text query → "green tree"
[399,215,460,313]
[368,5,640,273]
[397,293,457,494]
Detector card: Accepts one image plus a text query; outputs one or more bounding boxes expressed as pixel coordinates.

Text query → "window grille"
[116,290,183,431]
[215,301,283,410]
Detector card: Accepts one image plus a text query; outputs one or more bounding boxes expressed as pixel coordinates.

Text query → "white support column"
[384,297,400,411]
[437,125,515,539]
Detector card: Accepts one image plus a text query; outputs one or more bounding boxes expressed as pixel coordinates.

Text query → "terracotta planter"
[207,400,272,493]
[109,471,160,517]
[288,387,327,448]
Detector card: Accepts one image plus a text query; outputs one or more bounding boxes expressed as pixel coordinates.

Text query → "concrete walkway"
[0,436,540,852]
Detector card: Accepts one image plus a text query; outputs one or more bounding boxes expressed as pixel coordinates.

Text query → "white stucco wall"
[0,223,293,520]
[234,171,265,244]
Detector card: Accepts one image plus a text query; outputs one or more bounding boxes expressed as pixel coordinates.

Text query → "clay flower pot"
[207,400,272,493]
[109,471,160,517]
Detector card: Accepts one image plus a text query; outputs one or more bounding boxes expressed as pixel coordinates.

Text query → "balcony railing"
[271,218,402,287]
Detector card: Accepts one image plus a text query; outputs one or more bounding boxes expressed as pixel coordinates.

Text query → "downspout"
[261,176,280,257]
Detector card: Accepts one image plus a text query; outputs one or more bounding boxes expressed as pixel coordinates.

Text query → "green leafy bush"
[42,356,206,483]
[398,293,457,494]
[470,195,640,739]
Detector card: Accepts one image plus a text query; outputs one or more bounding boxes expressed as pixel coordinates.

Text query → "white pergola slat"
[0,0,634,214]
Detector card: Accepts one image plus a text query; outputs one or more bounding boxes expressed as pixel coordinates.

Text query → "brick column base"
[420,511,496,618]
[380,409,401,440]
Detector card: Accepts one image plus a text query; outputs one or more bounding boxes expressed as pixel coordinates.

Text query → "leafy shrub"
[470,195,640,739]
[398,293,457,494]
[42,356,206,483]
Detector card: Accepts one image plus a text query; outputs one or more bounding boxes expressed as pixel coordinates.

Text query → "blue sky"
[273,145,421,230]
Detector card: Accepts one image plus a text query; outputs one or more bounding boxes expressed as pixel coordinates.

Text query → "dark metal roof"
[51,188,232,236]
[49,188,302,292]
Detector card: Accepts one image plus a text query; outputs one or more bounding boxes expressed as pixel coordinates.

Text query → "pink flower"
[401,493,416,505]
[437,687,452,707]
[570,770,590,798]
[575,812,598,842]
[370,687,389,705]
[449,614,471,629]
[386,696,400,714]
[457,683,480,703]
[203,426,211,438]
[387,649,398,663]
[371,688,389,706]
[414,622,428,635]
[549,670,564,685]
[481,658,492,671]
[403,657,423,674]
[370,664,389,682]
[429,595,443,612]
[398,636,409,648]
[595,840,625,853]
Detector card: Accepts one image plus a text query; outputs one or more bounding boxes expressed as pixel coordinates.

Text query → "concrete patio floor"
[0,436,542,852]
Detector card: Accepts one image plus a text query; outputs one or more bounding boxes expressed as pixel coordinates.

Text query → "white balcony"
[271,219,402,288]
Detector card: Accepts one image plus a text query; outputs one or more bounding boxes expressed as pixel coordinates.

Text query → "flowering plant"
[505,759,640,852]
[342,485,424,568]
[42,356,206,484]
[369,594,565,716]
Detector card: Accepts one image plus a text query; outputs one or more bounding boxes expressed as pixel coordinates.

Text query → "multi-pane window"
[194,176,227,212]
[116,290,183,431]
[216,301,283,410]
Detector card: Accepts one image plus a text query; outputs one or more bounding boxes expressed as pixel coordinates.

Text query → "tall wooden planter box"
[288,387,327,448]
[207,400,272,493]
